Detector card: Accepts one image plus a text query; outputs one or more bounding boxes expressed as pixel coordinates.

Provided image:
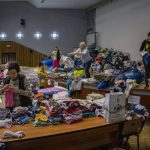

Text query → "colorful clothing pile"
[0,108,12,128]
[12,107,33,125]
[59,100,83,124]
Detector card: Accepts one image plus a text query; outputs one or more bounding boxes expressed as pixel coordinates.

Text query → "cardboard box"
[104,92,126,123]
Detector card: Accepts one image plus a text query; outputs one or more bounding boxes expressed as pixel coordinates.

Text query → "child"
[52,47,61,71]
[37,62,47,89]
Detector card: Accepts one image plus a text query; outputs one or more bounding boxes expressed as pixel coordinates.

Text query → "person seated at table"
[37,62,48,89]
[68,42,93,78]
[0,61,32,108]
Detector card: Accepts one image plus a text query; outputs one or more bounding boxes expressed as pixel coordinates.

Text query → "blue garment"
[143,53,150,65]
[42,59,53,66]
[124,69,143,84]
[66,78,73,97]
[84,59,93,78]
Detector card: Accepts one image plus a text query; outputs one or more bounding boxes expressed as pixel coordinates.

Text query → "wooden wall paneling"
[0,41,47,67]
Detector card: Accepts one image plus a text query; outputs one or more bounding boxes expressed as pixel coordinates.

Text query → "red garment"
[52,60,60,68]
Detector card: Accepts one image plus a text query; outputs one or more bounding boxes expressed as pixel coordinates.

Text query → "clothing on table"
[3,130,25,139]
[12,107,32,125]
[70,79,82,92]
[0,74,32,107]
[38,87,64,95]
[52,91,68,100]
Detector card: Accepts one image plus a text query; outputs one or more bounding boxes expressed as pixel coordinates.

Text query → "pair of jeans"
[84,59,93,78]
[143,58,150,86]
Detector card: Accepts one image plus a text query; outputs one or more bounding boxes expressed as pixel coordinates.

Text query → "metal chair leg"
[137,134,140,150]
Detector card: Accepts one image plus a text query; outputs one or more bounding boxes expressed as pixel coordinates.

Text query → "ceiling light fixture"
[0,32,7,40]
[16,32,24,40]
[50,32,59,40]
[34,32,42,40]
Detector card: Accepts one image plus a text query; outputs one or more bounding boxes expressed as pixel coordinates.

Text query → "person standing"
[140,32,150,87]
[52,47,61,71]
[69,42,92,78]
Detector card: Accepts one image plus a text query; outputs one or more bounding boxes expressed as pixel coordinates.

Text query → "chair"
[120,117,145,150]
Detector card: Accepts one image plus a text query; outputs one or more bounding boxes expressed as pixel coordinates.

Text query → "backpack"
[3,74,32,107]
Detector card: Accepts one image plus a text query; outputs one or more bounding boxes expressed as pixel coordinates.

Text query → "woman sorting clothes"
[0,62,32,109]
[52,47,61,71]
[69,42,93,78]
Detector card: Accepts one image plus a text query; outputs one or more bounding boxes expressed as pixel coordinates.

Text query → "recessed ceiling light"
[50,32,59,40]
[0,32,7,40]
[34,32,42,40]
[16,32,24,40]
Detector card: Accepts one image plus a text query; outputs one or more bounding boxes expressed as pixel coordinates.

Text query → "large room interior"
[0,0,150,150]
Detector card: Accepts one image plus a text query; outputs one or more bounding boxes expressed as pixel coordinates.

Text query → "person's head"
[147,32,150,41]
[79,42,86,50]
[8,61,20,79]
[39,62,44,68]
[54,47,58,51]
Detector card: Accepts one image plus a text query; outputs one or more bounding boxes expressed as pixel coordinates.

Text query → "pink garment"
[5,90,14,108]
[52,60,60,68]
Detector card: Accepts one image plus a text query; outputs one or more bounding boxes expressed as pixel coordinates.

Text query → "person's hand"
[2,84,11,92]
[10,86,20,94]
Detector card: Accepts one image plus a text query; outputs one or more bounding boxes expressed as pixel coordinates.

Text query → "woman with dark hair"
[140,32,150,87]
[52,47,61,70]
[37,62,47,89]
[0,61,32,108]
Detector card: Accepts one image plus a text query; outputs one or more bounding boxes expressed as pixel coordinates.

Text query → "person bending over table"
[69,42,93,78]
[0,61,32,109]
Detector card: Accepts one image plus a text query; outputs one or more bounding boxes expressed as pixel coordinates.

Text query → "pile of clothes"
[21,67,39,91]
[90,48,144,90]
[127,104,149,119]
[0,108,12,128]
[12,107,34,125]
[59,100,83,124]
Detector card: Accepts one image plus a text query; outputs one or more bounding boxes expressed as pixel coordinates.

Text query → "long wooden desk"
[0,117,124,150]
[48,78,150,121]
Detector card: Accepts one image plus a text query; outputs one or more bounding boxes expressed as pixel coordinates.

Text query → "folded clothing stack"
[12,107,33,125]
[86,93,104,101]
[59,100,83,124]
[0,108,12,128]
[38,87,65,95]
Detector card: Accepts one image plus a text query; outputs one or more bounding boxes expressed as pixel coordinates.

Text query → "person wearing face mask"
[0,61,32,108]
[140,32,150,87]
[69,42,93,78]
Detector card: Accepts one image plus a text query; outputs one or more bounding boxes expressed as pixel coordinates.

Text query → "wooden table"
[48,78,150,121]
[0,117,124,150]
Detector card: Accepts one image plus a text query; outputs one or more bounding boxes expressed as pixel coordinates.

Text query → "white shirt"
[75,48,92,63]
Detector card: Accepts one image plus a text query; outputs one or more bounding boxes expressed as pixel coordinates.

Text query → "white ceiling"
[0,0,101,9]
